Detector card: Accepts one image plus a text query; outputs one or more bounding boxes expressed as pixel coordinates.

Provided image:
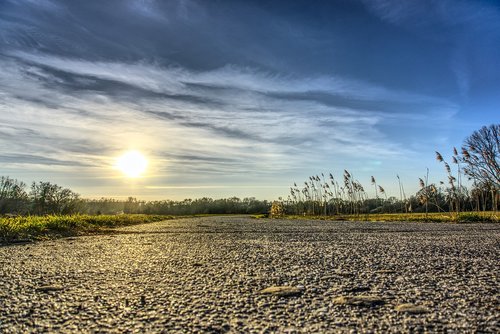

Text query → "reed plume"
[435,151,444,162]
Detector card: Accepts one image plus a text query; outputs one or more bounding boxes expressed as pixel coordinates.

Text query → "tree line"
[0,178,269,216]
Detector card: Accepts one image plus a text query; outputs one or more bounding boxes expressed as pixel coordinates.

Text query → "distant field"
[0,214,174,243]
[283,211,499,223]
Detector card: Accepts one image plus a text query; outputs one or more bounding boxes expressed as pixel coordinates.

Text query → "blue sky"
[0,0,499,200]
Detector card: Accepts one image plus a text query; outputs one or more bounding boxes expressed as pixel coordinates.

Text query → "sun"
[116,151,148,178]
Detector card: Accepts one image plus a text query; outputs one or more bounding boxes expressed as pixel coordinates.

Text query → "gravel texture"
[0,216,499,333]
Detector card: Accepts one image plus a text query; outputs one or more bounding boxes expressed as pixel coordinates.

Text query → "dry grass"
[284,211,498,223]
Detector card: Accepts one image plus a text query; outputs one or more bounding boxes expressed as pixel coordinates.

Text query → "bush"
[270,201,284,217]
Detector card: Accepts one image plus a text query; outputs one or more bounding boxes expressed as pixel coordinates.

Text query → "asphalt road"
[0,216,499,333]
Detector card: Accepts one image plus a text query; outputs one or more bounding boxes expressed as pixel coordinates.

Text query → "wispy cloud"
[0,153,92,167]
[10,50,456,105]
[0,51,458,177]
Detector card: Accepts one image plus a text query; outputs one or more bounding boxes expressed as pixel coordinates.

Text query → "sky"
[0,0,499,200]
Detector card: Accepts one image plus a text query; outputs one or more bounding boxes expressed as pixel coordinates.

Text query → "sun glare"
[116,151,148,178]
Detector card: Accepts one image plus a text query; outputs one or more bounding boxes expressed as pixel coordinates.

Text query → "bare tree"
[0,176,29,214]
[460,124,499,211]
[30,181,80,215]
[461,124,500,188]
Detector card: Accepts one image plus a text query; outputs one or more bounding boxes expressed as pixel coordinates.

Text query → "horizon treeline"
[1,171,496,217]
[0,176,270,216]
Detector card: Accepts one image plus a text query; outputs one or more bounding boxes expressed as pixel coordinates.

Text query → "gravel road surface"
[0,216,499,333]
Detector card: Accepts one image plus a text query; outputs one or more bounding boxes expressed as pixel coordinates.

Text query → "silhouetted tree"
[460,124,499,211]
[461,124,499,188]
[0,176,29,214]
[30,181,80,215]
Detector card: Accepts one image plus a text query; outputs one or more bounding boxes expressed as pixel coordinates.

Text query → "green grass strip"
[0,214,174,243]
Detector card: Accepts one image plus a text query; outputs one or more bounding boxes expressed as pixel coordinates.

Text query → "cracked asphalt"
[0,216,499,333]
